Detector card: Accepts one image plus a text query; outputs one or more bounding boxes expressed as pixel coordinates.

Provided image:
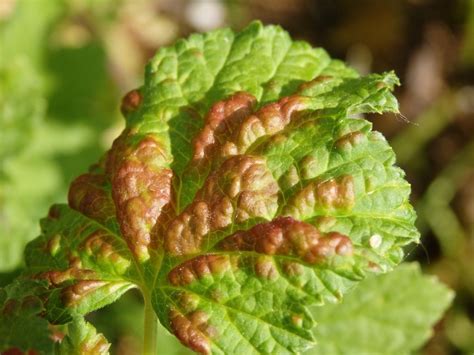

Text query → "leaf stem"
[143,294,158,355]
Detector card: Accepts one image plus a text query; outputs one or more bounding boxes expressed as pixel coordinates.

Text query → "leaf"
[308,263,454,355]
[57,317,110,355]
[0,279,54,354]
[25,203,137,323]
[11,21,421,354]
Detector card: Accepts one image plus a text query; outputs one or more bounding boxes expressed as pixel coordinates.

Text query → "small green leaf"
[25,203,137,323]
[58,317,110,355]
[0,280,54,354]
[309,263,454,355]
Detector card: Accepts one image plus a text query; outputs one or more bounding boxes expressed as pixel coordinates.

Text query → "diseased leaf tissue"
[1,21,451,354]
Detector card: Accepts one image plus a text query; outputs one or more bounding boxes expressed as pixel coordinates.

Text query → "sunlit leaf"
[3,22,423,354]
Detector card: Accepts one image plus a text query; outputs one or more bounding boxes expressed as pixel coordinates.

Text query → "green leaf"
[57,317,110,355]
[25,203,137,323]
[308,263,454,355]
[0,279,54,354]
[9,21,422,354]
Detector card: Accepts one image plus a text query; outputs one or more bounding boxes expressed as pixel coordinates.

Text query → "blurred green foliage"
[1,0,473,354]
[0,0,120,270]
